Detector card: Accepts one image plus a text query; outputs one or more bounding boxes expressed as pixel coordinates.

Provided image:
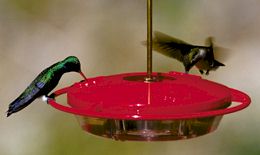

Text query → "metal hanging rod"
[145,0,153,82]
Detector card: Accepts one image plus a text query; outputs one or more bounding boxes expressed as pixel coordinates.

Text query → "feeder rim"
[47,85,250,120]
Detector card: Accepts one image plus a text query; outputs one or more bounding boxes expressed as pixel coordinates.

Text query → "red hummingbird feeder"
[47,0,250,141]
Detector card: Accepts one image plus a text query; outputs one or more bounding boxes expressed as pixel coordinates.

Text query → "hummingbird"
[7,56,87,117]
[149,31,225,75]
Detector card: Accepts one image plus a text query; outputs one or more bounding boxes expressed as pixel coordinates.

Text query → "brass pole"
[146,0,153,81]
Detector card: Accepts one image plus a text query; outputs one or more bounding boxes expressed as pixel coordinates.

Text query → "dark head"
[210,60,225,71]
[62,56,87,79]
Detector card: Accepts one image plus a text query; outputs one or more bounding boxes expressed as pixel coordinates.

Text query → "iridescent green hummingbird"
[150,31,225,75]
[7,56,87,117]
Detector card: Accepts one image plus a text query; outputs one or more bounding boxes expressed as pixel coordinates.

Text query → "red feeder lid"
[48,71,250,120]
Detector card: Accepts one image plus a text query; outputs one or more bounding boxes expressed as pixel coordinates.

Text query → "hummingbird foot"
[41,95,49,103]
[48,93,56,99]
[42,94,55,104]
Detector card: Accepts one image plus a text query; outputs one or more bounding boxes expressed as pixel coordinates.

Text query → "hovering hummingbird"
[7,56,87,117]
[149,31,225,75]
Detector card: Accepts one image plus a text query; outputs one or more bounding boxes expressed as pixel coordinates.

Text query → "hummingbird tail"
[6,101,20,117]
[6,102,18,117]
[6,95,35,117]
[6,111,12,117]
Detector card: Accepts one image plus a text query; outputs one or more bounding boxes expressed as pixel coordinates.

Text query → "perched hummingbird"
[150,31,225,75]
[7,56,87,117]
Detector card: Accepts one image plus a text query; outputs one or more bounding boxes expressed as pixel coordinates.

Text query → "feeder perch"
[47,0,250,141]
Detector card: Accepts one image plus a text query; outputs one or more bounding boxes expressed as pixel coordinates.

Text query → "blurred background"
[0,0,259,154]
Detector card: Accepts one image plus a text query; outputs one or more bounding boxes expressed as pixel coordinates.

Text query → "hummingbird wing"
[152,31,195,62]
[213,46,230,63]
[205,36,214,47]
[205,36,230,62]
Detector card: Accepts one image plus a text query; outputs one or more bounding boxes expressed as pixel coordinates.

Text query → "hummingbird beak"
[79,71,87,80]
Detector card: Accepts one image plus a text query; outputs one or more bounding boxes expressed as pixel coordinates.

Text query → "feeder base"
[76,116,223,141]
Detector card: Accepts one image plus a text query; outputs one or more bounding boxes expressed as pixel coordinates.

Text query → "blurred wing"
[205,36,214,47]
[205,36,231,62]
[154,31,190,45]
[152,31,194,62]
[213,46,231,62]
